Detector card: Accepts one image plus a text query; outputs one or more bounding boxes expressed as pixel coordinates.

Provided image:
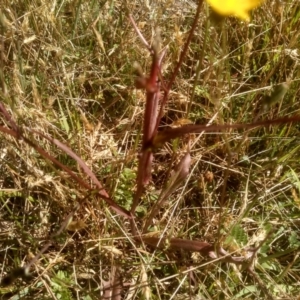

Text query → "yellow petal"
[206,0,265,21]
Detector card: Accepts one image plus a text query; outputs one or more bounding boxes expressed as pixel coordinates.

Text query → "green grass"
[1,0,300,299]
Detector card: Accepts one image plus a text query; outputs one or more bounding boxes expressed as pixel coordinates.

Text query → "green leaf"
[231,224,248,246]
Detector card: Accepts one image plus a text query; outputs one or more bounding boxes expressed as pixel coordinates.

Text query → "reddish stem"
[155,0,204,132]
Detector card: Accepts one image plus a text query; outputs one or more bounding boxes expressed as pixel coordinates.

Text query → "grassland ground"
[1,0,300,299]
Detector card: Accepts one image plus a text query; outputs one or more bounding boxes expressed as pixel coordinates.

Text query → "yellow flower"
[206,0,265,21]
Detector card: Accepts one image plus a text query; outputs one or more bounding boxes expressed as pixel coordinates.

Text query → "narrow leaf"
[0,103,131,218]
[28,129,131,218]
[143,153,191,231]
[151,116,300,149]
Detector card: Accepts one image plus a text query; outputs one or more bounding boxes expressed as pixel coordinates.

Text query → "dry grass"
[1,0,300,299]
